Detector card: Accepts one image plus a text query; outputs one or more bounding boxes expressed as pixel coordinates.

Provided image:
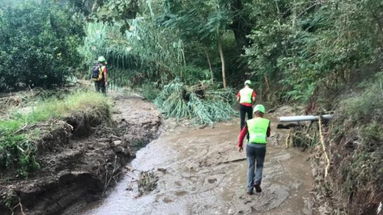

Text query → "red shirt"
[236,91,256,107]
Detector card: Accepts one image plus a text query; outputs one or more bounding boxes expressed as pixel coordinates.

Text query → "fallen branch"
[11,197,26,215]
[318,117,330,178]
[216,158,246,165]
[103,155,119,194]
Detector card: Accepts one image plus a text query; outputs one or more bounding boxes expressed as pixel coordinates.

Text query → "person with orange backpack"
[91,56,108,95]
[236,80,256,130]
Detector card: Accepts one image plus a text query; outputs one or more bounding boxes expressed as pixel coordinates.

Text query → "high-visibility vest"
[239,87,253,104]
[247,117,270,144]
[99,66,106,81]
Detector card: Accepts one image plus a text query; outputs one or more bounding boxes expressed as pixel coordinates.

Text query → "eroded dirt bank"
[80,107,314,215]
[0,95,161,215]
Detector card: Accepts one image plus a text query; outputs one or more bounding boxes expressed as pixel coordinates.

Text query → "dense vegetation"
[0,0,84,91]
[2,0,382,104]
[328,73,383,213]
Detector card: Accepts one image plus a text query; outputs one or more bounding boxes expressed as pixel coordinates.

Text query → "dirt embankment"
[0,95,161,215]
[298,97,383,215]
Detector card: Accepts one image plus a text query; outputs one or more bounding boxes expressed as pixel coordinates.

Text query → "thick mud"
[80,110,314,215]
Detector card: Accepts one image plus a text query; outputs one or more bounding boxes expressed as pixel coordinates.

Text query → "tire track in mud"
[81,111,314,215]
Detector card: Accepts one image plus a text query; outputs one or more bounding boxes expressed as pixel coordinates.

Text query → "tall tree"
[160,0,231,87]
[0,0,84,91]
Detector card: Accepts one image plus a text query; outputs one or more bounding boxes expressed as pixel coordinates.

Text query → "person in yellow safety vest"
[236,80,257,130]
[237,104,270,195]
[93,56,108,95]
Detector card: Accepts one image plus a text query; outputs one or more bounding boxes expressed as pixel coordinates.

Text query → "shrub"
[139,83,161,101]
[0,0,84,92]
[330,73,383,208]
[154,80,236,124]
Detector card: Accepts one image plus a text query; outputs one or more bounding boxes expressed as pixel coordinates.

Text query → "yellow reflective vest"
[247,117,270,144]
[239,87,254,104]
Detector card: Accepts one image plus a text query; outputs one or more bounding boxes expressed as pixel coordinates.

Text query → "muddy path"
[80,108,314,215]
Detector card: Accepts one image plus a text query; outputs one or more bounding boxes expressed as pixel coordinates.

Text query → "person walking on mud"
[237,104,270,195]
[92,56,108,95]
[236,80,256,130]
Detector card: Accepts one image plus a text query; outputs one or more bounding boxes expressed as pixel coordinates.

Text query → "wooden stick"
[318,117,330,178]
[12,198,26,215]
[215,158,246,166]
[19,198,26,215]
[285,130,291,148]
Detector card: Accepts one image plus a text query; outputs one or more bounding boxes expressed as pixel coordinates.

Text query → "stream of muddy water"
[80,116,313,215]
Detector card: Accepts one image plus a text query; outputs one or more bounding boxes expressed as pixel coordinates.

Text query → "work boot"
[246,190,254,195]
[254,184,262,193]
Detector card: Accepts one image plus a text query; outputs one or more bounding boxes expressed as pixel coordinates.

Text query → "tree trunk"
[204,49,214,83]
[218,37,227,88]
[229,0,252,52]
[264,74,270,101]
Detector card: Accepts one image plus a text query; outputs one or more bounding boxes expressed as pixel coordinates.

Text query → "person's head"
[98,56,107,65]
[253,104,266,117]
[244,80,252,87]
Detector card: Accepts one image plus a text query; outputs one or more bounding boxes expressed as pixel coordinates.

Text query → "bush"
[139,83,161,101]
[330,73,383,211]
[154,80,237,124]
[0,1,84,92]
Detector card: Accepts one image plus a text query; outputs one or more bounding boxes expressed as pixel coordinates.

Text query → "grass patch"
[0,91,111,176]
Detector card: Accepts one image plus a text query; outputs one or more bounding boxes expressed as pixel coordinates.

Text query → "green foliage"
[138,83,161,101]
[0,0,84,92]
[79,22,138,87]
[95,0,138,28]
[0,91,110,176]
[79,0,246,89]
[332,73,383,196]
[245,0,383,103]
[78,20,184,87]
[78,22,110,69]
[126,17,186,82]
[0,133,39,176]
[340,75,383,124]
[180,66,211,84]
[154,80,236,124]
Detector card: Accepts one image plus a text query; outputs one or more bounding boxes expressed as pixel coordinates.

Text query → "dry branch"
[318,117,330,178]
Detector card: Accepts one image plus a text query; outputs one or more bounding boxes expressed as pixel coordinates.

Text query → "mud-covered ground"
[0,94,162,215]
[80,106,314,215]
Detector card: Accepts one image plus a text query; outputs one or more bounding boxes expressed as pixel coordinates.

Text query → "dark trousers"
[95,81,106,95]
[240,104,253,130]
[246,144,266,192]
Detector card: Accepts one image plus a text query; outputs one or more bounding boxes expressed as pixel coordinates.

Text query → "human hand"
[237,145,243,152]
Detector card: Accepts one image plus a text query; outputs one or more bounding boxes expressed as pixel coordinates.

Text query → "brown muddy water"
[79,117,313,215]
